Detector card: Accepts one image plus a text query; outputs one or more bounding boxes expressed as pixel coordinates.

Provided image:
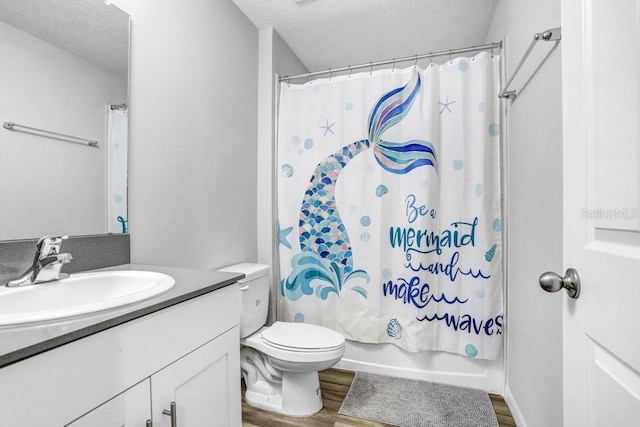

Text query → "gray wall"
[256,27,308,323]
[113,0,259,269]
[485,1,564,426]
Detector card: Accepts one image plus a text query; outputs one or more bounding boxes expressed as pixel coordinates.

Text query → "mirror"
[0,0,129,240]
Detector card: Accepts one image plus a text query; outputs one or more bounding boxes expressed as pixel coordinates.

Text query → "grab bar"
[3,121,99,148]
[499,27,561,100]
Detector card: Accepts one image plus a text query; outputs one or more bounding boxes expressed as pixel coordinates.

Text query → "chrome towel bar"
[499,27,561,100]
[3,121,99,147]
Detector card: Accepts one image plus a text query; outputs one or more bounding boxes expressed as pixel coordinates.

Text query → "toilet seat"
[261,321,344,352]
[242,323,345,364]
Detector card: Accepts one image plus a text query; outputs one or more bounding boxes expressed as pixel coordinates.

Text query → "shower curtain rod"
[279,41,502,82]
[110,103,127,110]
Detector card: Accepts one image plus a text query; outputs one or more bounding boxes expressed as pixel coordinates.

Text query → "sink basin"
[0,271,175,326]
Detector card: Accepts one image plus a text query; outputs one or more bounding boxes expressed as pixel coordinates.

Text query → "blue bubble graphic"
[291,135,301,145]
[360,216,371,227]
[478,102,485,112]
[465,344,478,358]
[382,268,392,280]
[294,313,305,323]
[457,60,469,71]
[476,289,485,298]
[453,159,464,170]
[475,183,484,197]
[489,123,500,137]
[361,232,370,242]
[345,102,353,111]
[493,218,502,231]
[304,138,314,149]
[375,185,389,197]
[113,195,122,203]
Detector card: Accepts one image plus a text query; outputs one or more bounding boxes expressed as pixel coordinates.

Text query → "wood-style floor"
[242,369,516,427]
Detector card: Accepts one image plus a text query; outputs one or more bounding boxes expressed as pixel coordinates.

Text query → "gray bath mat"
[338,372,499,427]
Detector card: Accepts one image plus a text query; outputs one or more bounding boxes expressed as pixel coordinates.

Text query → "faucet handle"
[36,235,69,256]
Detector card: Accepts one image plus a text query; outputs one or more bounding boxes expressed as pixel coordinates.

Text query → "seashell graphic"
[280,163,294,177]
[485,244,497,262]
[386,318,403,339]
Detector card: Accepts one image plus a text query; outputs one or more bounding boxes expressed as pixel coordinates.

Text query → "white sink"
[0,271,175,326]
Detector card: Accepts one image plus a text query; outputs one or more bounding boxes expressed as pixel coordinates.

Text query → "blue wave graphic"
[281,251,369,300]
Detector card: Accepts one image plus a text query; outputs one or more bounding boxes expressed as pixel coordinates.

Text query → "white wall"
[0,20,126,240]
[485,2,564,426]
[112,0,258,269]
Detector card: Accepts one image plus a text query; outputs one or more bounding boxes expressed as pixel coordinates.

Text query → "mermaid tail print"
[282,71,438,301]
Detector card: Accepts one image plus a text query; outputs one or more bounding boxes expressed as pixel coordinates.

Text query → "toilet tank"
[218,263,270,338]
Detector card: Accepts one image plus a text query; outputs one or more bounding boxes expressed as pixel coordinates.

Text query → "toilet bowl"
[218,263,345,417]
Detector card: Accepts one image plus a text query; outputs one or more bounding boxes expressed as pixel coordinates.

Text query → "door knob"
[539,268,581,299]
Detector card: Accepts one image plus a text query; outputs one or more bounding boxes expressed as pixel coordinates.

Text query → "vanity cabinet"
[67,379,151,427]
[151,328,238,427]
[0,282,241,426]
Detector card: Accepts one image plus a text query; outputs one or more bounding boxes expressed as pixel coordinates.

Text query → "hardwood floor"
[242,369,516,427]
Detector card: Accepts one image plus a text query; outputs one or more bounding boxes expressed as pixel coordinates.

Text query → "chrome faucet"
[6,235,73,287]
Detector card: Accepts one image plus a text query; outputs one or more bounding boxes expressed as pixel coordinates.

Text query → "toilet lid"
[261,322,344,351]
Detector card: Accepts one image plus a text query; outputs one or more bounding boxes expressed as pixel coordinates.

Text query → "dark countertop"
[0,264,243,368]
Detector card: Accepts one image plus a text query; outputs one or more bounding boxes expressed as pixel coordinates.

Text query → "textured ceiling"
[233,0,500,72]
[0,0,129,76]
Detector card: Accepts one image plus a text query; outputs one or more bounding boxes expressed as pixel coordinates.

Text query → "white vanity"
[0,264,243,426]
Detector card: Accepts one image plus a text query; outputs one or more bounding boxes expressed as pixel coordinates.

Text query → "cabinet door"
[66,379,151,427]
[151,327,241,427]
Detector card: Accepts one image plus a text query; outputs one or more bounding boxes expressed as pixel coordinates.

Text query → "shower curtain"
[277,52,503,359]
[107,107,128,234]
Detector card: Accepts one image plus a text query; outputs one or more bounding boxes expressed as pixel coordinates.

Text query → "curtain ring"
[414,54,418,68]
[472,45,476,61]
[448,49,453,64]
[369,62,373,75]
[329,68,332,81]
[348,65,352,78]
[491,46,495,58]
[429,53,433,67]
[308,73,312,84]
[392,58,396,72]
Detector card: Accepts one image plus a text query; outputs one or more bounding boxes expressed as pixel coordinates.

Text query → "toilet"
[218,263,345,417]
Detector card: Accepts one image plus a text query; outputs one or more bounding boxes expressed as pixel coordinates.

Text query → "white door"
[561,0,640,426]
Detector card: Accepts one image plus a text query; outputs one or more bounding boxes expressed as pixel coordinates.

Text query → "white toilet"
[218,263,345,417]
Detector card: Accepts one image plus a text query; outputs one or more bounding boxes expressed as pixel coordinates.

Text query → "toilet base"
[244,371,323,417]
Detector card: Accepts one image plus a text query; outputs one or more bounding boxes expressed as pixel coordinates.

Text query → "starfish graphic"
[278,225,293,249]
[439,95,456,114]
[320,118,335,136]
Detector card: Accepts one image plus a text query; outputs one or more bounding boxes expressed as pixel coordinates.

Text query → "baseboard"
[504,385,527,427]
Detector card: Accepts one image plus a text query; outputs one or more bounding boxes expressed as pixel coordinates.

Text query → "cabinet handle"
[162,401,177,427]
